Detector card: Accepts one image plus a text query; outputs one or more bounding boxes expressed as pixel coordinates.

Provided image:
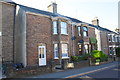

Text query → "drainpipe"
[13,4,17,63]
[71,23,75,56]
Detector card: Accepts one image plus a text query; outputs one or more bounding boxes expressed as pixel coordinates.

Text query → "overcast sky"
[12,0,119,31]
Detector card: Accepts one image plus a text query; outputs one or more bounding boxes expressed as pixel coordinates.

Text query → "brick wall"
[100,31,109,54]
[26,13,53,66]
[1,2,15,62]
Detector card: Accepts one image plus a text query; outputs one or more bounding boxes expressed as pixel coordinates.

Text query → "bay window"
[83,27,88,37]
[53,21,58,34]
[61,22,67,35]
[54,44,58,59]
[78,26,81,36]
[62,44,68,58]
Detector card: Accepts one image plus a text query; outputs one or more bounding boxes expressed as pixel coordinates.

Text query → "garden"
[71,50,109,66]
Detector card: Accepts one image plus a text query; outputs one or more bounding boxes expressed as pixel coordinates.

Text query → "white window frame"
[83,27,88,37]
[78,26,81,36]
[53,21,58,34]
[61,44,69,58]
[61,22,68,35]
[54,44,59,59]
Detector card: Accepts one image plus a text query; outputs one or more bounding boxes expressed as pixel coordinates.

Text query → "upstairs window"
[83,27,88,37]
[108,35,112,42]
[112,35,115,42]
[61,22,67,35]
[78,26,81,36]
[53,21,58,34]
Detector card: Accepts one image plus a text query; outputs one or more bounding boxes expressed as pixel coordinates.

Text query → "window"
[83,27,88,37]
[112,35,115,42]
[108,35,112,42]
[116,36,119,42]
[53,21,58,34]
[78,44,82,55]
[54,44,58,59]
[61,22,67,34]
[62,44,68,58]
[84,44,89,54]
[109,47,113,55]
[78,26,81,36]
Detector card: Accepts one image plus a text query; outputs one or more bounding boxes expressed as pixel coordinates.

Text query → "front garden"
[71,50,109,66]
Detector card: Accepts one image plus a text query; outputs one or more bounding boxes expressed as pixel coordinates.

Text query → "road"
[28,61,119,79]
[1,61,120,80]
[65,64,120,80]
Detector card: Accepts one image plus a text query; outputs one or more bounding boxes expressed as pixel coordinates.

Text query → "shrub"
[91,50,108,62]
[71,54,90,62]
[116,47,120,57]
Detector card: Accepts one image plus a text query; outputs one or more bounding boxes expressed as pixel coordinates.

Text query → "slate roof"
[0,0,16,4]
[89,23,115,33]
[19,5,82,24]
[1,0,115,33]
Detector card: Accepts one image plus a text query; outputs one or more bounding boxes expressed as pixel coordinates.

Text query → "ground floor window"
[78,44,82,55]
[84,44,89,54]
[54,44,58,59]
[62,44,68,58]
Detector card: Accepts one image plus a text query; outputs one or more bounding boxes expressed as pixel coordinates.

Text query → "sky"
[12,0,119,31]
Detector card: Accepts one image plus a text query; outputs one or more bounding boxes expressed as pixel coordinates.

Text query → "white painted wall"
[15,5,27,67]
[0,2,2,79]
[95,28,102,51]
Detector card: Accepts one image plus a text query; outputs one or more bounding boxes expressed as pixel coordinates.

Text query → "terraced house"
[0,0,120,77]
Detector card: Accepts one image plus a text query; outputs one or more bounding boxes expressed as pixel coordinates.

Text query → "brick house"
[0,0,16,64]
[0,0,120,77]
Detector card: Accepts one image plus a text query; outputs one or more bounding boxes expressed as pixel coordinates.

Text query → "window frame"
[61,44,69,58]
[53,21,58,34]
[84,44,89,54]
[54,44,59,59]
[83,26,88,37]
[61,22,68,35]
[78,26,81,36]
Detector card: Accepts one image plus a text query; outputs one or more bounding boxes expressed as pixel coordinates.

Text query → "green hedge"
[116,47,120,57]
[71,54,90,62]
[91,50,108,62]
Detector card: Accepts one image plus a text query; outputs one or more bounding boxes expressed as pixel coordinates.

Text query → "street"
[29,61,120,79]
[65,64,120,80]
[1,61,120,80]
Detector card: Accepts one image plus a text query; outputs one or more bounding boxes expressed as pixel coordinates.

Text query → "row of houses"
[0,0,120,71]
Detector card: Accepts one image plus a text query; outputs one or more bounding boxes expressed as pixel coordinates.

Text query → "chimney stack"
[92,17,99,26]
[47,2,57,13]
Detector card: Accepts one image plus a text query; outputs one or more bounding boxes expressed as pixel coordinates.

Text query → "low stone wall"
[8,65,52,78]
[73,60,90,69]
[4,62,56,78]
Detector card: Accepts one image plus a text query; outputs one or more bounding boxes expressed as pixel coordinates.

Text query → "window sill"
[61,34,68,36]
[53,34,58,35]
[54,57,59,59]
[62,57,69,59]
[54,57,70,59]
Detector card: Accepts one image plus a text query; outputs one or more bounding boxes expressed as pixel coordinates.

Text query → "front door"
[38,46,46,66]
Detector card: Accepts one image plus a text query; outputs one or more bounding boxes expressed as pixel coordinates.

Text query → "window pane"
[78,27,81,36]
[54,44,58,58]
[61,22,67,34]
[83,32,87,37]
[85,45,89,53]
[53,21,57,34]
[62,44,68,58]
[83,27,88,31]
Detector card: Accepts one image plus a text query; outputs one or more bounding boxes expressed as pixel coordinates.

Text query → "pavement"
[27,61,119,78]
